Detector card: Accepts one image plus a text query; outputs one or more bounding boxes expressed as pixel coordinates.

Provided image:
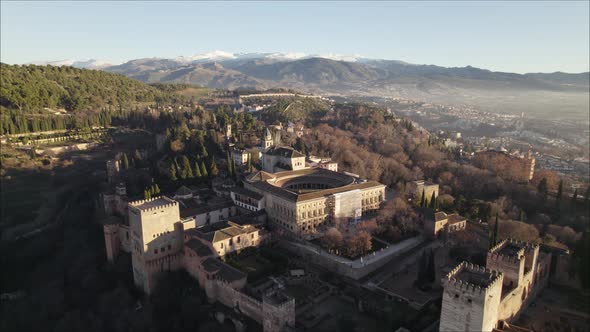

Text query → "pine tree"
[122,153,129,170]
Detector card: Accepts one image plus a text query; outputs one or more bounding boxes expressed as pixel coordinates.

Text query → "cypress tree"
[490,214,500,248]
[571,189,578,214]
[122,153,129,170]
[416,250,427,286]
[210,157,219,177]
[429,192,436,209]
[154,184,160,194]
[169,163,177,181]
[538,178,548,202]
[194,161,202,178]
[556,180,563,209]
[247,154,252,173]
[585,186,590,212]
[420,189,426,208]
[226,151,233,176]
[200,160,208,178]
[427,249,436,283]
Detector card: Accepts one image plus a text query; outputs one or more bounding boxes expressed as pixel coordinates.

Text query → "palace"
[244,168,386,238]
[440,239,552,332]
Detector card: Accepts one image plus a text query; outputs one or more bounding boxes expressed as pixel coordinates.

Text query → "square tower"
[440,262,503,332]
[487,239,538,290]
[128,196,182,293]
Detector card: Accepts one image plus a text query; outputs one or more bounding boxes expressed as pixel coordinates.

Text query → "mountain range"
[30,51,590,118]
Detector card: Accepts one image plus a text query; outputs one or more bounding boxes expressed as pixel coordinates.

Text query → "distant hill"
[20,52,590,120]
[0,63,176,113]
[99,55,589,93]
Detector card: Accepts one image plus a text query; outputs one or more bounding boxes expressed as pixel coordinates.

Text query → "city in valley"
[1,2,589,332]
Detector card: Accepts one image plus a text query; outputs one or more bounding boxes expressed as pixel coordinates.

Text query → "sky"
[1,1,589,73]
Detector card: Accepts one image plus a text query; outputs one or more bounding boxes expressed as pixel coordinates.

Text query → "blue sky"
[1,1,589,73]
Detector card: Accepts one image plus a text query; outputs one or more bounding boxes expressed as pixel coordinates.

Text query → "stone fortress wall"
[439,239,552,332]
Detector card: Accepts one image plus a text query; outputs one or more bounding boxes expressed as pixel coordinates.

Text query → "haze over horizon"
[1,1,589,74]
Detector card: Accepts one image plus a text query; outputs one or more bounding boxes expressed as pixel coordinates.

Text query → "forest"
[0,64,188,135]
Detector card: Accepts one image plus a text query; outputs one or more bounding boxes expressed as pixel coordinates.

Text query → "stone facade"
[103,195,292,331]
[439,239,552,332]
[420,210,467,239]
[409,180,439,204]
[245,168,386,238]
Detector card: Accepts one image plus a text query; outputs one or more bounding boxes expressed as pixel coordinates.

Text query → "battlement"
[445,261,503,294]
[488,239,538,263]
[263,289,295,308]
[129,196,179,213]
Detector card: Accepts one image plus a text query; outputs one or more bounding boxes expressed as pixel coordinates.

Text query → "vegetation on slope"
[0,63,176,112]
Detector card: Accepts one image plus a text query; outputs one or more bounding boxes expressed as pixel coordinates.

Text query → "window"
[237,236,241,243]
[251,234,254,239]
[126,232,129,240]
[220,242,224,248]
[168,244,171,250]
[154,249,158,254]
[161,247,165,252]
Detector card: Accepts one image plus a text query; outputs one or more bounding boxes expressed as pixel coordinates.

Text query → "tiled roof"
[175,185,193,196]
[245,168,384,202]
[185,239,214,257]
[231,186,263,200]
[448,213,466,224]
[179,198,234,218]
[202,257,246,282]
[264,146,304,158]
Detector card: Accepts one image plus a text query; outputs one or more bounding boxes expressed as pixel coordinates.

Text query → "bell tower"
[263,127,273,150]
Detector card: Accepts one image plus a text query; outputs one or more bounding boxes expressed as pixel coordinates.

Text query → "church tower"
[263,127,273,151]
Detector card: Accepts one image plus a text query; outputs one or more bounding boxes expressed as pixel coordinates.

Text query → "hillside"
[0,63,174,113]
[98,56,589,122]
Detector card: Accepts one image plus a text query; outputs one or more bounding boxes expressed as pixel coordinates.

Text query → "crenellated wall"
[440,262,503,332]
